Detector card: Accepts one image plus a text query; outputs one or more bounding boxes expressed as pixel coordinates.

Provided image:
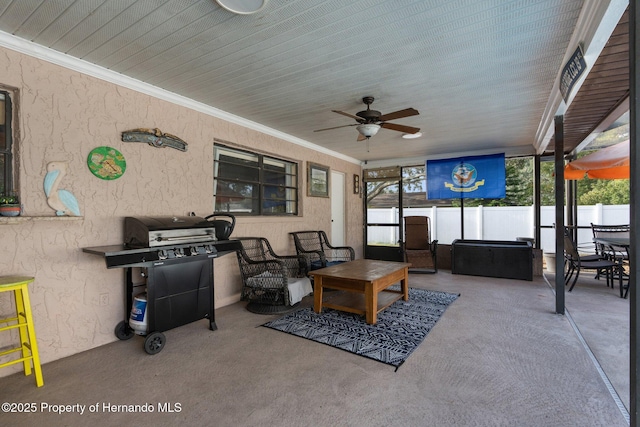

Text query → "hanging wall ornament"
[44,161,81,216]
[121,128,188,152]
[87,146,126,180]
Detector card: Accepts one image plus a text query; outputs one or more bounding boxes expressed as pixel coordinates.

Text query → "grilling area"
[83,216,241,354]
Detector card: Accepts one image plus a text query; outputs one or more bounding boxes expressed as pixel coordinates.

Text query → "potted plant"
[0,194,21,216]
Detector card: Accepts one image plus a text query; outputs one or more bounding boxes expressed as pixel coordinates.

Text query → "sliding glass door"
[364,167,403,261]
[364,165,432,261]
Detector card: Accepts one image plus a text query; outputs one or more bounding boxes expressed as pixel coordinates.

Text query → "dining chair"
[591,223,630,261]
[563,228,622,294]
[591,223,630,287]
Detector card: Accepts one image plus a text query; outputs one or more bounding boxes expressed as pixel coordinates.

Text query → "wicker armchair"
[289,230,355,271]
[236,237,312,314]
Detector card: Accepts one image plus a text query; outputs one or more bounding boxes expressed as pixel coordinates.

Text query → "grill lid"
[125,216,217,248]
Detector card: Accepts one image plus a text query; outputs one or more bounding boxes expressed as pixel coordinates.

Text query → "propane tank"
[129,292,148,335]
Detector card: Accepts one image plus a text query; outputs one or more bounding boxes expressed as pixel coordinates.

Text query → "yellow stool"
[0,276,43,387]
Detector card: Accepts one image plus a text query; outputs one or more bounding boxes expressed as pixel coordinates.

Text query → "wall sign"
[560,45,586,103]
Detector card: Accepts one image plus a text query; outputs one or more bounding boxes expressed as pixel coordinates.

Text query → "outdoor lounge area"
[1,268,629,426]
[2,1,640,426]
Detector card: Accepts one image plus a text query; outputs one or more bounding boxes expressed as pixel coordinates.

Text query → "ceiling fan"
[314,96,420,141]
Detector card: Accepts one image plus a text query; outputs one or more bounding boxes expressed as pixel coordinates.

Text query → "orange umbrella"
[564,140,629,180]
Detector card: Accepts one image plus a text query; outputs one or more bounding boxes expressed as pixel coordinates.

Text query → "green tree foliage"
[477,120,629,206]
[500,157,628,206]
[364,167,402,206]
[505,157,534,205]
[365,153,629,207]
[462,157,534,207]
[540,161,557,206]
[579,179,629,205]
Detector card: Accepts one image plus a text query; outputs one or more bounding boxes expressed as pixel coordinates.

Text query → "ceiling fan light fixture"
[215,0,268,15]
[357,123,381,138]
[402,132,423,139]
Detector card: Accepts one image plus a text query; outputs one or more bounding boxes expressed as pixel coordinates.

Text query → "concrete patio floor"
[0,269,630,426]
[553,269,630,414]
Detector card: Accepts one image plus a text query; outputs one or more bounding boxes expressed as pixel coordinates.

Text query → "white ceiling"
[0,0,621,165]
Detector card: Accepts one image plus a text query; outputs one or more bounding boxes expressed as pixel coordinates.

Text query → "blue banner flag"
[426,153,506,200]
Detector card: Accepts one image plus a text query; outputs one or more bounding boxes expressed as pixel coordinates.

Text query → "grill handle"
[155,234,215,243]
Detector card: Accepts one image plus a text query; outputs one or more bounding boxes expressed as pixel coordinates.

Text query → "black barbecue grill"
[83,215,241,354]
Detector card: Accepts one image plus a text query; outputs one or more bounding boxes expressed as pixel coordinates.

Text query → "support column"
[554,115,565,315]
[534,155,541,249]
[629,1,639,424]
[431,206,437,241]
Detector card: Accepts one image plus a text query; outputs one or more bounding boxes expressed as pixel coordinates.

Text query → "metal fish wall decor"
[121,128,188,152]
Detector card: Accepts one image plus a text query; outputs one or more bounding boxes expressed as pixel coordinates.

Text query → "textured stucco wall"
[0,47,362,372]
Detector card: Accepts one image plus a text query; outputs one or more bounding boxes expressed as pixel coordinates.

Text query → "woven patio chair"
[401,216,438,273]
[289,231,355,271]
[236,237,312,314]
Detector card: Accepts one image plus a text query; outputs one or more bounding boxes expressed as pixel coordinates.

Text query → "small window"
[0,91,13,200]
[214,144,298,215]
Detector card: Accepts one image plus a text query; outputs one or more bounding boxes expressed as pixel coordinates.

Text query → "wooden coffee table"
[309,259,411,325]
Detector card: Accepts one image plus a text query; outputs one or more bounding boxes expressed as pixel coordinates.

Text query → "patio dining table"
[593,236,630,298]
[593,236,629,247]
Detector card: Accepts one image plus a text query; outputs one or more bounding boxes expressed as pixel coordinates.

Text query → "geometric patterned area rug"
[262,287,459,370]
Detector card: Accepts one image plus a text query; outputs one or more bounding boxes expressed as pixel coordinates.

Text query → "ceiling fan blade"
[378,108,419,122]
[332,110,361,120]
[380,122,421,134]
[314,123,358,132]
[357,132,367,142]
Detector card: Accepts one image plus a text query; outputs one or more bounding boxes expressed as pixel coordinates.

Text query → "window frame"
[214,143,299,216]
[0,90,13,199]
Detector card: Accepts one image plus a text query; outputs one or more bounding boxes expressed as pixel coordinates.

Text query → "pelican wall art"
[43,161,81,216]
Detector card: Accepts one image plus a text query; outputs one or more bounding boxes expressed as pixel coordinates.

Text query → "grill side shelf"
[82,240,242,268]
[82,245,159,268]
[209,239,242,254]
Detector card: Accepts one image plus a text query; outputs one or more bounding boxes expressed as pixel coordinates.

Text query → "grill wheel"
[144,332,166,355]
[114,320,134,340]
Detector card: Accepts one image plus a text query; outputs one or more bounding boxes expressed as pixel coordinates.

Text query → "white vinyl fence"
[367,204,629,254]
